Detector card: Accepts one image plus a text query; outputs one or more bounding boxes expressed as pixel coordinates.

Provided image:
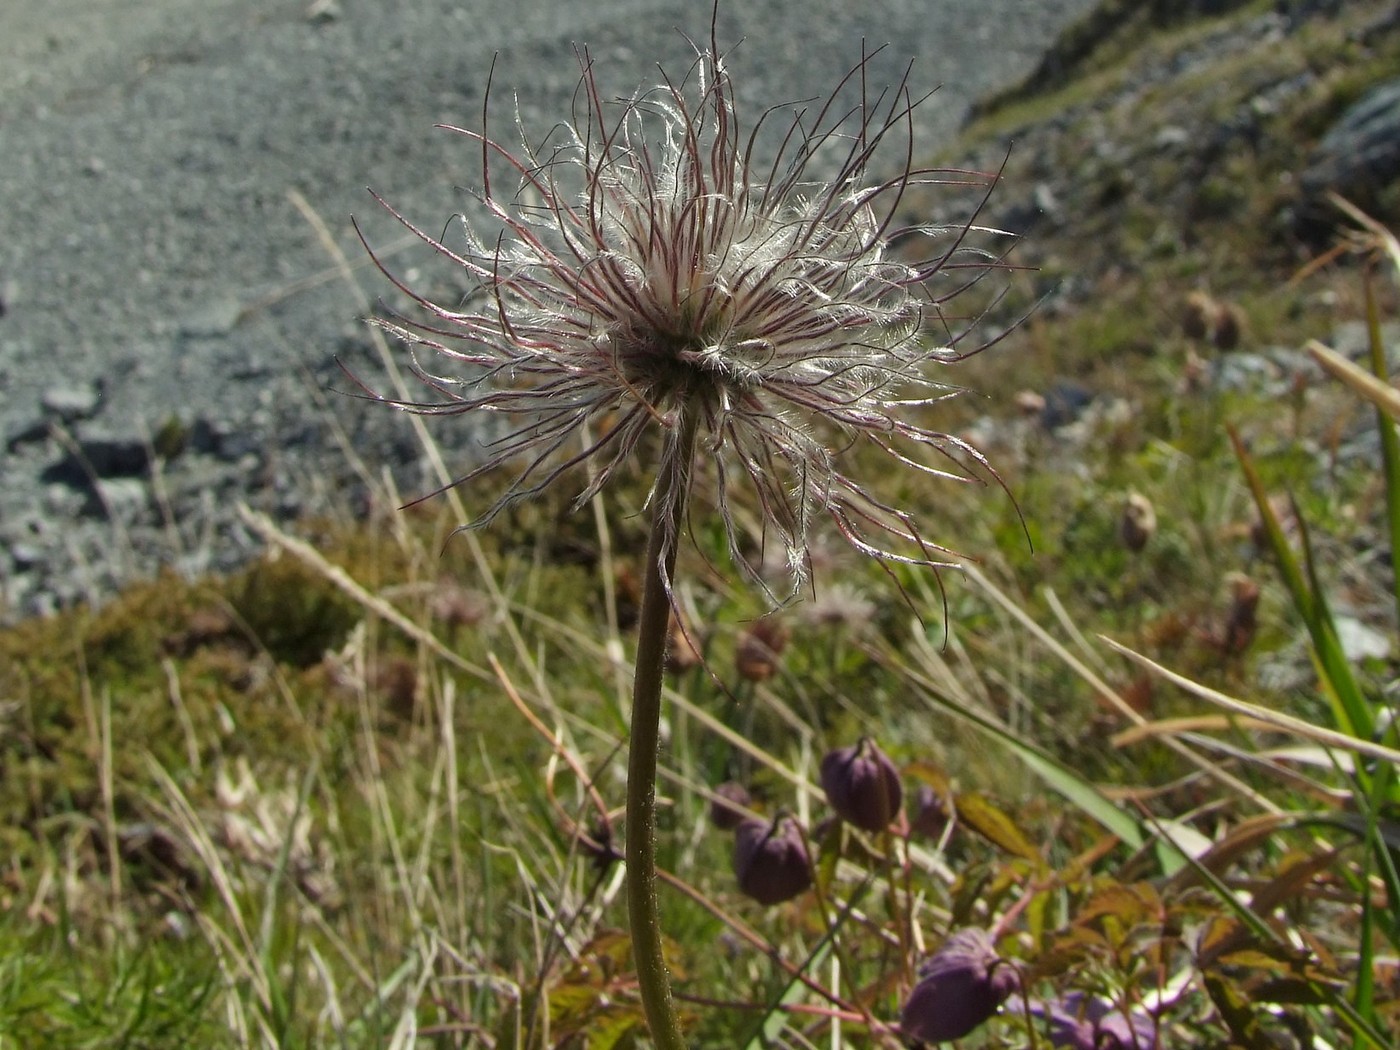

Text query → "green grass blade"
[1227,427,1374,744]
[1363,272,1400,636]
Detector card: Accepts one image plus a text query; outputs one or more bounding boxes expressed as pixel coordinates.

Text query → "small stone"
[1335,616,1390,663]
[10,543,43,571]
[77,430,150,478]
[41,382,102,422]
[1032,181,1060,218]
[1297,77,1400,238]
[1040,380,1093,430]
[88,478,149,520]
[1154,125,1190,149]
[177,297,243,339]
[1013,389,1047,417]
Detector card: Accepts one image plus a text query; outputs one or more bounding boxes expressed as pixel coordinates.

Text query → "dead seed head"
[1120,490,1157,552]
[735,614,789,682]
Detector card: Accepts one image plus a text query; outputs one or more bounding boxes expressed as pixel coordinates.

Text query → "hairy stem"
[627,408,698,1050]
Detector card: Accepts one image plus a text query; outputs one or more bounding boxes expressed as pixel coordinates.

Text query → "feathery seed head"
[361,31,1009,591]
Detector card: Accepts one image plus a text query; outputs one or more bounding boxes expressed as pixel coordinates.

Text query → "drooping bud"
[820,737,903,832]
[733,814,811,905]
[708,781,751,831]
[900,928,1018,1044]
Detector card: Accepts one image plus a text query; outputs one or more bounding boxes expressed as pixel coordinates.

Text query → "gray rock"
[42,428,150,485]
[5,416,50,451]
[1154,125,1191,149]
[175,296,244,339]
[1335,615,1390,663]
[1328,320,1400,364]
[1040,380,1094,430]
[10,543,43,571]
[87,477,150,520]
[41,381,102,422]
[1298,77,1400,235]
[80,430,152,479]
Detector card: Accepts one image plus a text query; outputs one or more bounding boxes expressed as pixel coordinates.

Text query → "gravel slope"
[0,0,1098,618]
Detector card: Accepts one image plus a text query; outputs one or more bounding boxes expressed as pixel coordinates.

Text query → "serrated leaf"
[955,792,1039,860]
[584,1009,644,1050]
[1216,949,1292,974]
[550,981,603,1025]
[1205,973,1269,1049]
[1074,882,1159,928]
[1025,930,1102,981]
[1251,975,1338,1006]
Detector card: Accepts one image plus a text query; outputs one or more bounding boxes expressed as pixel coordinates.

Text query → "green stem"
[627,409,698,1050]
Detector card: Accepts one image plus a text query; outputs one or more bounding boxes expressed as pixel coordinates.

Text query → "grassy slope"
[1,1,1397,1045]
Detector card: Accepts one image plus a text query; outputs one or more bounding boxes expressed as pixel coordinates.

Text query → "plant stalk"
[627,408,698,1050]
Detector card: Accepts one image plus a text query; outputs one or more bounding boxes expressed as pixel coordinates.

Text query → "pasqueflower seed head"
[359,30,1008,590]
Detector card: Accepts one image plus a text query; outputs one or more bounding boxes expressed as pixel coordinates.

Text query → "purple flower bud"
[901,928,1017,1044]
[910,784,951,843]
[821,737,903,832]
[708,781,751,831]
[733,815,812,905]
